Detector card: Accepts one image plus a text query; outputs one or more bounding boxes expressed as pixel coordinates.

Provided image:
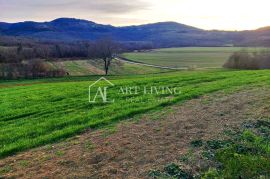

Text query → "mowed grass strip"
[0,70,269,157]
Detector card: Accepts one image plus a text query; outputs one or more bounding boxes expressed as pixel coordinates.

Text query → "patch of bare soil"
[1,88,270,178]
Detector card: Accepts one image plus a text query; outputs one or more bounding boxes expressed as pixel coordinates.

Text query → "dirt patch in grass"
[0,88,269,178]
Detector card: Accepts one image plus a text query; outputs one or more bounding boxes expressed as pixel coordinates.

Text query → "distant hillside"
[0,18,270,47]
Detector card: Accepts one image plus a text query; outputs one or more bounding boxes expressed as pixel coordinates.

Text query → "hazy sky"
[0,0,269,30]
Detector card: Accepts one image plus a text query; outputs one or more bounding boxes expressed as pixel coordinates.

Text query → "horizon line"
[0,17,267,32]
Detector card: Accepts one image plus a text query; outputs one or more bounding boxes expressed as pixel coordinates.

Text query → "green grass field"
[48,59,169,76]
[0,69,270,158]
[122,47,268,68]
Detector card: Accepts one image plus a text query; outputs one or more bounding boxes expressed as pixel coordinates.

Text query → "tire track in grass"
[0,74,229,122]
[0,70,269,157]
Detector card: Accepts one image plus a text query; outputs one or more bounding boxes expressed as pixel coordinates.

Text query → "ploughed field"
[122,47,269,68]
[0,69,270,158]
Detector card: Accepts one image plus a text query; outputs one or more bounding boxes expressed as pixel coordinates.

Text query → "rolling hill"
[0,18,270,47]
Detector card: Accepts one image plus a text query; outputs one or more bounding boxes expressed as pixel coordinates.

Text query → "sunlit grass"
[0,69,269,158]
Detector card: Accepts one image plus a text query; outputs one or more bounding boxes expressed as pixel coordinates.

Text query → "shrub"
[223,50,270,69]
[0,60,67,79]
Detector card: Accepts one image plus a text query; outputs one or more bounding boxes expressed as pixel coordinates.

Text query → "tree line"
[0,38,121,79]
[0,41,114,63]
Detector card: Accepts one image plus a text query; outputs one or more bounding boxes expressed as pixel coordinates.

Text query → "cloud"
[0,0,151,24]
[75,0,150,14]
[1,0,150,15]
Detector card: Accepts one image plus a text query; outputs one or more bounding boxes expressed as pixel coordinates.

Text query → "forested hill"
[1,18,270,47]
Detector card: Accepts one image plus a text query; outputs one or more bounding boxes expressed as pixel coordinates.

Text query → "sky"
[0,0,270,30]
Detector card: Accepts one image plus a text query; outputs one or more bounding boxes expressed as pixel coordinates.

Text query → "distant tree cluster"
[124,42,154,51]
[0,60,66,79]
[0,37,122,79]
[224,50,270,69]
[0,36,147,63]
[0,42,98,63]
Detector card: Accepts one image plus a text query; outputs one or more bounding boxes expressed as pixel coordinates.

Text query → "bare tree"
[94,38,118,75]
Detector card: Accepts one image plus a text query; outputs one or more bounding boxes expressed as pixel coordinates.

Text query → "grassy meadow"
[0,69,270,158]
[48,59,169,76]
[122,47,269,68]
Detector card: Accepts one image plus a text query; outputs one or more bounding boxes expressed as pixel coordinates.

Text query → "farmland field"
[122,47,269,68]
[0,69,270,158]
[48,59,170,76]
[0,46,170,77]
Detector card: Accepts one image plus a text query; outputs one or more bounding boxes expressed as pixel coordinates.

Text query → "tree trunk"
[103,58,111,75]
[105,68,109,75]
